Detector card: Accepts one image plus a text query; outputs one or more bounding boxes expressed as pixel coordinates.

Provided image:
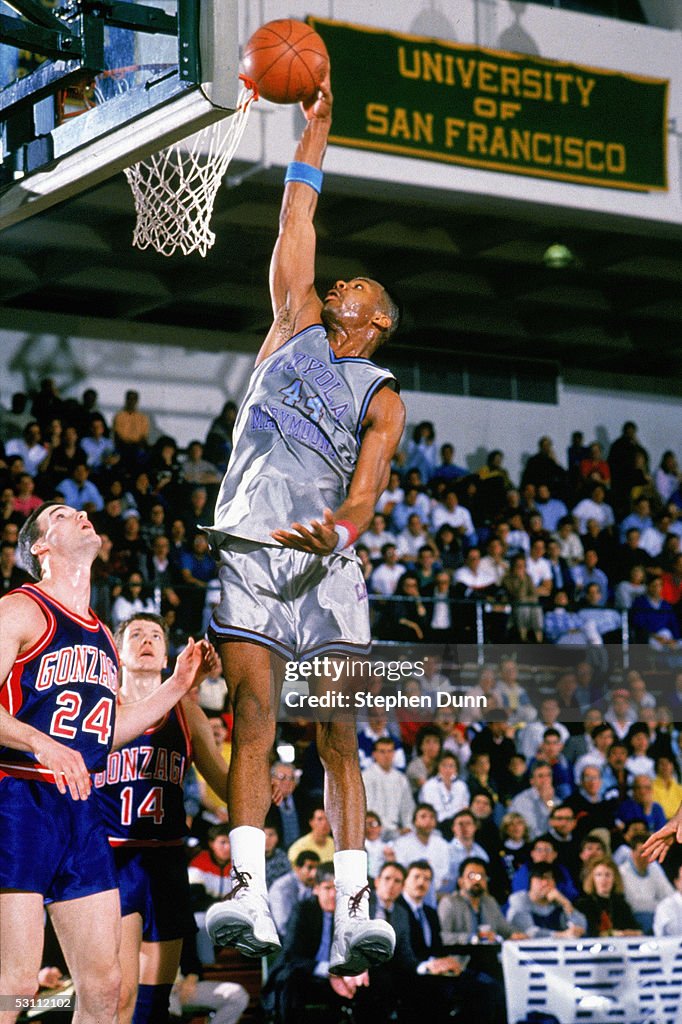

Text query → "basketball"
[242,19,329,105]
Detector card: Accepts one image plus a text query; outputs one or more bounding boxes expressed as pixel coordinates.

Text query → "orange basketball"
[242,19,329,104]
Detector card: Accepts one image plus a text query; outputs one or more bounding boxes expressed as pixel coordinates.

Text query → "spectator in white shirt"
[479,537,509,587]
[624,723,655,779]
[362,737,415,840]
[518,698,570,761]
[526,538,553,598]
[430,489,476,545]
[396,514,434,564]
[419,752,469,837]
[572,484,615,534]
[639,513,672,559]
[653,862,682,936]
[370,543,406,596]
[394,803,451,896]
[553,516,585,566]
[454,548,497,595]
[359,512,396,563]
[5,421,50,478]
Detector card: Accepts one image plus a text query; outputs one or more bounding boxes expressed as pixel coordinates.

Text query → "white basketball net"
[123,81,256,258]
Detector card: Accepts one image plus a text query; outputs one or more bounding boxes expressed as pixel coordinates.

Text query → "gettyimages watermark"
[280,646,492,718]
[275,643,682,723]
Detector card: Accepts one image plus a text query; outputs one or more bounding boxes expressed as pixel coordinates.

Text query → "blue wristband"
[284,161,323,193]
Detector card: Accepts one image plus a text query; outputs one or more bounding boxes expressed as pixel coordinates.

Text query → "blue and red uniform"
[94,703,195,941]
[0,584,119,901]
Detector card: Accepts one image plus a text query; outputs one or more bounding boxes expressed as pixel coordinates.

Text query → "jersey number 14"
[119,785,165,826]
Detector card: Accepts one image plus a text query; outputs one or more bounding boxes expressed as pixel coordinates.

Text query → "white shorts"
[207,537,371,661]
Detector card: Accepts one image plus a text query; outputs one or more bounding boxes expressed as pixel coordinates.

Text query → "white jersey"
[210,324,397,550]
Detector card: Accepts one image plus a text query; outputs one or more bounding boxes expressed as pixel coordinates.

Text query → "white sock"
[334,849,369,892]
[229,826,266,888]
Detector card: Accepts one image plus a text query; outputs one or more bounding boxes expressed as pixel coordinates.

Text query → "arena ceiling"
[1,161,682,387]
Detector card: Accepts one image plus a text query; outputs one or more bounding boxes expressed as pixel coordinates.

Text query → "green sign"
[309,17,668,192]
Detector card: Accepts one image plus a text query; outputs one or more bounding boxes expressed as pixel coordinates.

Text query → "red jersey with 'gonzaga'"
[0,584,118,779]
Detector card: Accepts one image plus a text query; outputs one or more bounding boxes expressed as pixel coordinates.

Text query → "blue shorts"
[114,846,195,942]
[0,776,117,903]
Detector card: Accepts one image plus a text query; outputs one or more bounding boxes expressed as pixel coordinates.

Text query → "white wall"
[1,329,678,480]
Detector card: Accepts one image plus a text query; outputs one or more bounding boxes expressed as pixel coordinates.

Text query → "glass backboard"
[0,0,239,229]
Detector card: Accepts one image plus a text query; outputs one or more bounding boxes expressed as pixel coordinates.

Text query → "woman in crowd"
[376,571,429,642]
[576,858,642,937]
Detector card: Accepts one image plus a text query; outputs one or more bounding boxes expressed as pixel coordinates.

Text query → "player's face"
[120,619,168,674]
[322,277,387,332]
[35,504,101,563]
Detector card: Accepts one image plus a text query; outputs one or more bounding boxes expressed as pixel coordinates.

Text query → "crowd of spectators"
[361,422,682,658]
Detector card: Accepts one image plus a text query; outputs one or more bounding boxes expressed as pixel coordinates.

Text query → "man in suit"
[393,860,507,1023]
[269,850,320,939]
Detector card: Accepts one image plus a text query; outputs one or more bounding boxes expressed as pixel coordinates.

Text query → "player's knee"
[232,688,276,746]
[78,961,121,1017]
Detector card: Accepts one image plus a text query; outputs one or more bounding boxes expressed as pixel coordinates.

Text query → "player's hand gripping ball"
[243,19,329,104]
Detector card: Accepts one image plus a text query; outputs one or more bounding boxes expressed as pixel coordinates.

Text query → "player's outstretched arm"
[112,639,220,749]
[641,803,682,863]
[181,697,229,802]
[0,593,92,799]
[256,74,333,367]
[272,387,405,554]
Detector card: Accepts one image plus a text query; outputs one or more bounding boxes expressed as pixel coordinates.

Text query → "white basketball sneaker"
[205,869,281,957]
[329,883,396,976]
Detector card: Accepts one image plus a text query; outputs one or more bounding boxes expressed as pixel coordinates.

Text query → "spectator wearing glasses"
[439,857,522,945]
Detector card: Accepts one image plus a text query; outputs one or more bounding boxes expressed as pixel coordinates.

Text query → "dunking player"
[0,503,214,1024]
[204,74,404,974]
[93,612,228,1024]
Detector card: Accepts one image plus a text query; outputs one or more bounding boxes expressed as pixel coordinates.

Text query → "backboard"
[0,0,239,230]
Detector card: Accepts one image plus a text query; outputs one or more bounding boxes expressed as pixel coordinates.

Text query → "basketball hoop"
[123,76,257,258]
